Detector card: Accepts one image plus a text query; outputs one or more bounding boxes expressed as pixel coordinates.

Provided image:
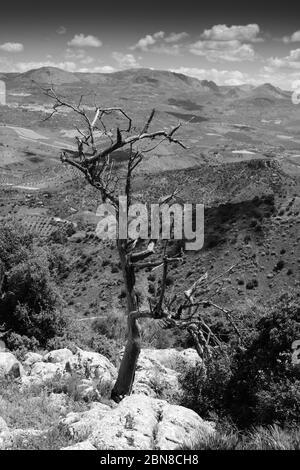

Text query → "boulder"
[66,395,215,450]
[21,348,116,399]
[140,348,200,371]
[68,349,116,375]
[0,352,25,379]
[155,402,214,450]
[23,352,43,367]
[44,349,73,364]
[132,348,200,398]
[133,355,179,398]
[25,361,65,385]
[66,349,117,391]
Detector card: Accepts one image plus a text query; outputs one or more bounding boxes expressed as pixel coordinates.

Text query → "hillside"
[0,66,299,450]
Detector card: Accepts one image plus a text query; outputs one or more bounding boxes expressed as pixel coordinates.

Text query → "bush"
[89,334,120,365]
[227,290,300,427]
[0,221,67,349]
[5,333,40,359]
[92,311,127,344]
[180,290,300,429]
[180,348,233,420]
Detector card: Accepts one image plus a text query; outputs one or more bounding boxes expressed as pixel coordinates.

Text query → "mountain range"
[0,66,292,102]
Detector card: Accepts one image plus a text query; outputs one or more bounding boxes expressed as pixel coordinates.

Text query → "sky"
[0,1,300,89]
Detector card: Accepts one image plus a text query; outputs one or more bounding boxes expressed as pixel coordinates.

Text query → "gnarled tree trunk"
[111,241,141,402]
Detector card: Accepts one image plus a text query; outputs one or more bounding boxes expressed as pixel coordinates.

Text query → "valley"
[0,66,299,323]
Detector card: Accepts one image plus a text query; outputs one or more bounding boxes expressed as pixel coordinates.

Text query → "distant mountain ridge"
[0,66,292,100]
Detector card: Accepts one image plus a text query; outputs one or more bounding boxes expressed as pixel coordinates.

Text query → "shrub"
[5,333,40,359]
[89,334,120,365]
[180,290,300,429]
[226,290,300,427]
[180,347,233,420]
[92,311,127,344]
[0,221,66,349]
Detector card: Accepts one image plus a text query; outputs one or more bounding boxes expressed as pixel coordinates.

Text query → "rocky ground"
[0,345,214,450]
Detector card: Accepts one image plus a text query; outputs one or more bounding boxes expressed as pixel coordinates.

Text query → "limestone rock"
[21,348,116,399]
[0,352,25,379]
[44,348,73,364]
[156,402,214,450]
[132,348,200,398]
[68,395,215,451]
[133,354,179,398]
[23,352,44,367]
[66,349,117,388]
[68,349,116,375]
[91,395,159,450]
[26,361,65,384]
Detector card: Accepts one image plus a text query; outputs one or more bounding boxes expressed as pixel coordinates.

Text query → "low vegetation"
[180,290,300,431]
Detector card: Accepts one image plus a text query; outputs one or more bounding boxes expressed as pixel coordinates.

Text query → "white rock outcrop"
[44,348,73,364]
[61,394,214,451]
[133,348,200,398]
[0,352,24,379]
[21,348,117,400]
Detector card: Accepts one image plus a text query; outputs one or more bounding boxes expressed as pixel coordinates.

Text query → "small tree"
[0,221,66,349]
[46,88,238,402]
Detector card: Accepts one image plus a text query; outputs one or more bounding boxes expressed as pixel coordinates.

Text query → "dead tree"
[45,88,240,402]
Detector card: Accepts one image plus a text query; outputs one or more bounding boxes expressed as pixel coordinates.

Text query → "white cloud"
[189,39,255,61]
[266,49,300,70]
[56,26,67,35]
[68,34,102,48]
[112,52,139,68]
[165,32,189,43]
[0,58,115,74]
[131,31,188,53]
[65,48,94,65]
[0,42,24,52]
[202,24,262,42]
[187,24,261,62]
[132,34,156,51]
[78,65,117,73]
[6,60,77,73]
[257,68,300,90]
[153,31,165,40]
[171,66,251,86]
[283,31,300,43]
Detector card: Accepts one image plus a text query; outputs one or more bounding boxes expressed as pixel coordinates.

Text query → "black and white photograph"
[0,0,299,454]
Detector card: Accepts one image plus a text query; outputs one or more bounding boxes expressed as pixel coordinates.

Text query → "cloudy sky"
[0,0,300,89]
